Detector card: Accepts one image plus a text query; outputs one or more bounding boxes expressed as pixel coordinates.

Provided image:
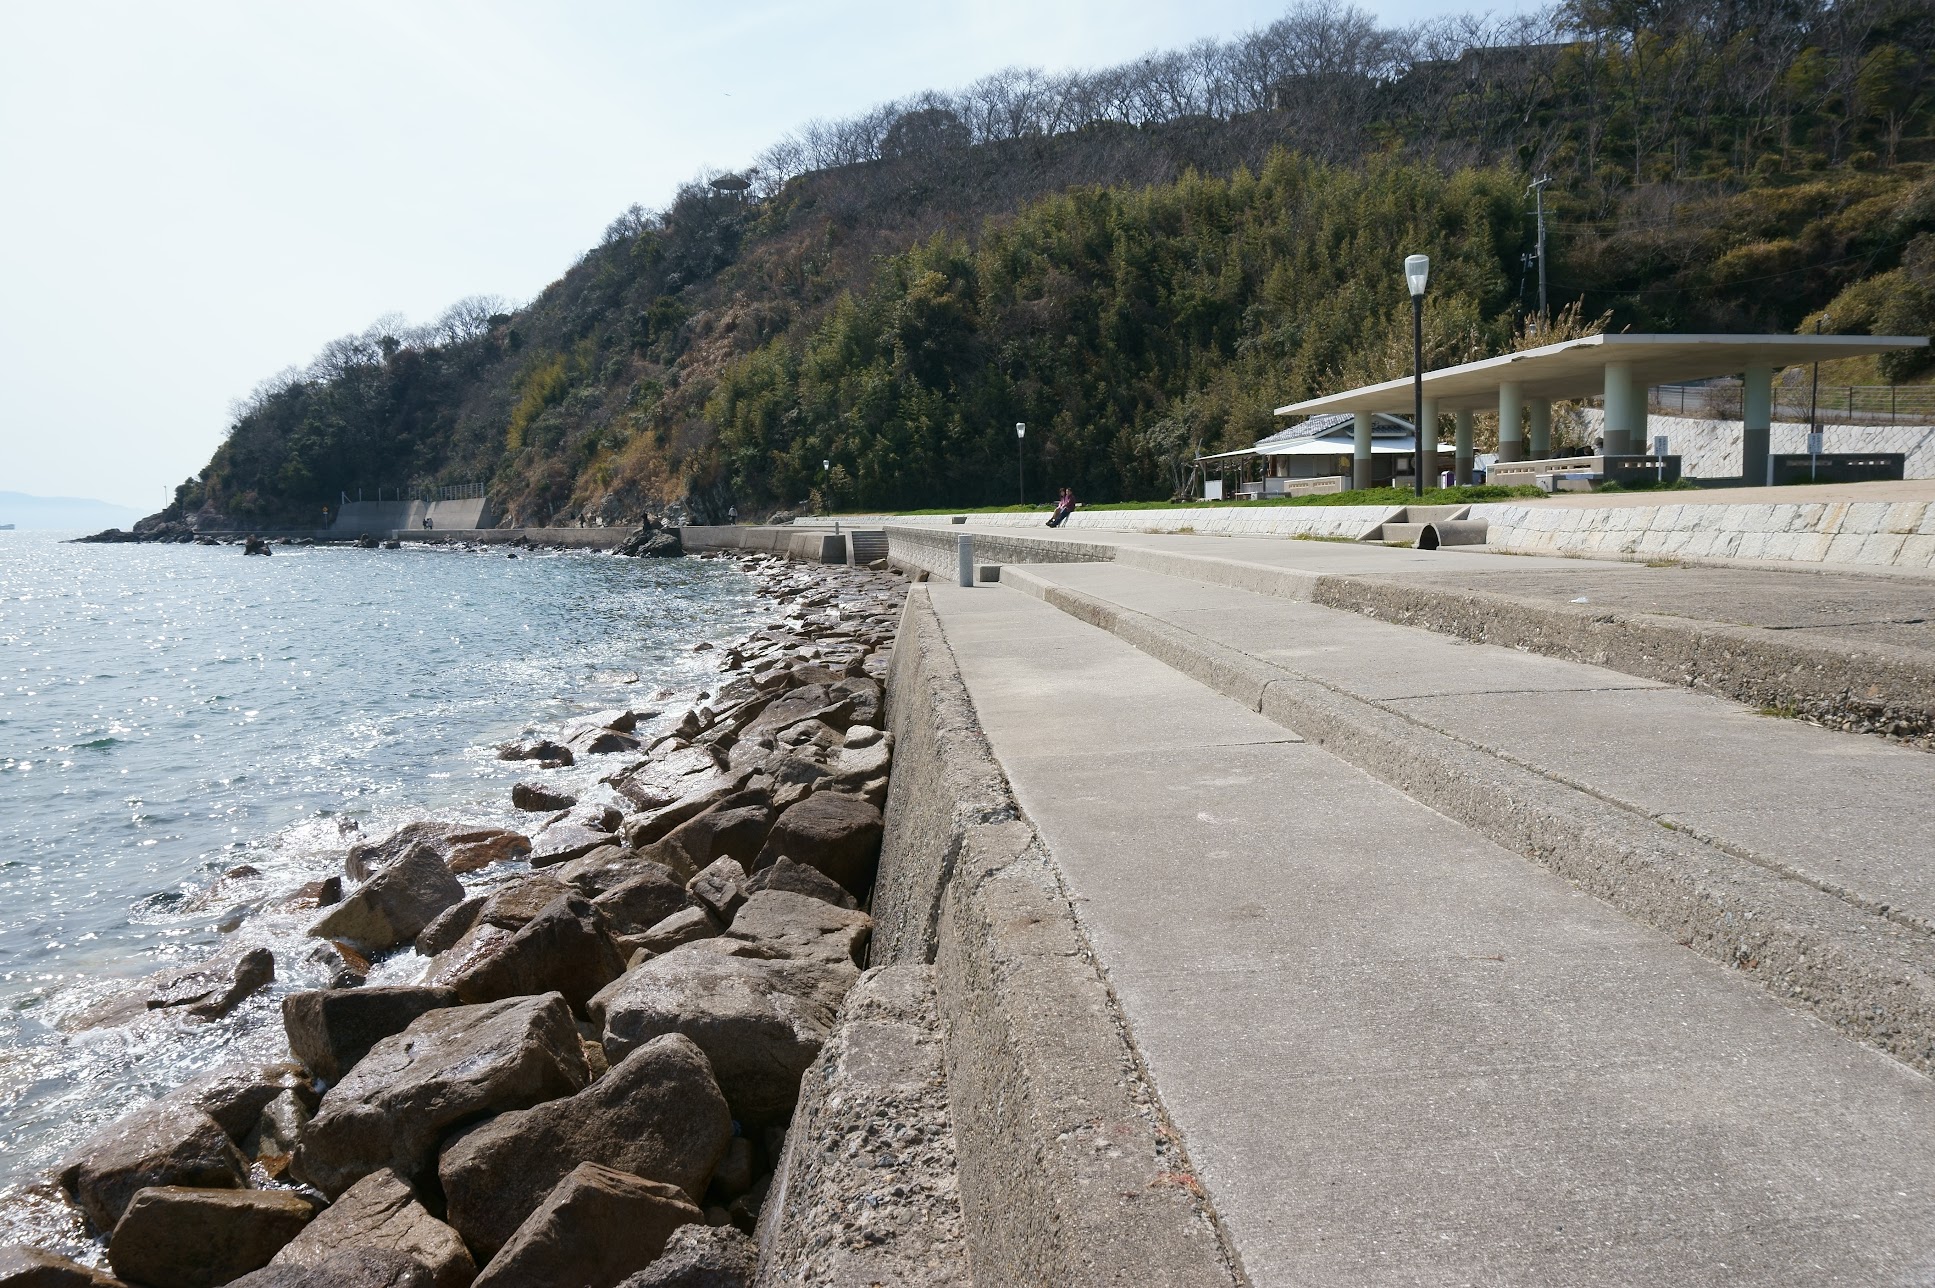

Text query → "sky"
[0,0,1513,510]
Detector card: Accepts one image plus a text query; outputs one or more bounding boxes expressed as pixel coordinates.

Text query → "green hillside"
[163,0,1935,527]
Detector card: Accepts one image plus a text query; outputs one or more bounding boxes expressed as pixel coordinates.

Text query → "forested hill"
[166,0,1935,526]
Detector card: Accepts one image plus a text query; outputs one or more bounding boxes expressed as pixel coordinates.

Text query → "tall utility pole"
[1527,175,1551,330]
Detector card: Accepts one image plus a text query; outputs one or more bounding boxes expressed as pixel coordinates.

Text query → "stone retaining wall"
[882,525,1123,581]
[871,587,1242,1288]
[1582,409,1935,479]
[1469,498,1935,570]
[803,506,1400,539]
[682,526,849,563]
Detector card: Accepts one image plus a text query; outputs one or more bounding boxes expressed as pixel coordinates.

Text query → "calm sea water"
[0,531,759,1232]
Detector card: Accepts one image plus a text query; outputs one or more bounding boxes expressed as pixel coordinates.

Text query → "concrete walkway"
[925,578,1935,1286]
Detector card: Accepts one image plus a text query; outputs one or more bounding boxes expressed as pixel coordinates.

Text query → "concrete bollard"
[957,534,974,587]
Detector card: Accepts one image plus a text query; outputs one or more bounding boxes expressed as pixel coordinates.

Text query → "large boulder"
[345,823,526,881]
[143,946,275,1020]
[107,1187,315,1288]
[744,857,857,910]
[439,1034,730,1259]
[471,1163,703,1288]
[282,987,458,1083]
[527,821,616,868]
[0,1246,128,1286]
[590,864,689,937]
[60,1100,248,1232]
[724,891,870,965]
[311,846,465,954]
[590,942,859,1125]
[616,1225,757,1288]
[413,896,484,956]
[295,993,589,1196]
[552,846,654,897]
[268,1169,474,1288]
[227,1249,432,1287]
[442,893,627,1012]
[740,685,852,742]
[626,906,721,956]
[754,794,883,897]
[637,802,772,878]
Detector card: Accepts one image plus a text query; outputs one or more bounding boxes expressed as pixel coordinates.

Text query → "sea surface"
[0,530,760,1238]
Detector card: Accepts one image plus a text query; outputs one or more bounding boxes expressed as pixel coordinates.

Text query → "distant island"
[0,491,145,531]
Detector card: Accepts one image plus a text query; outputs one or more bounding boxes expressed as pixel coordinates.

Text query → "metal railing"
[341,483,486,504]
[1648,382,1935,425]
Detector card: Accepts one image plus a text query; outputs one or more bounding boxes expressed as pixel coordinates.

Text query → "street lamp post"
[1404,255,1431,498]
[1015,423,1026,506]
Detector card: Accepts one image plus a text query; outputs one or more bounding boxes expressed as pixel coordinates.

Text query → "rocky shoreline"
[5,552,911,1288]
[72,518,686,559]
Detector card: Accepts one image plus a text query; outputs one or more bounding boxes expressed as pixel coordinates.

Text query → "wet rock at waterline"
[295,992,589,1196]
[107,1186,315,1288]
[310,845,465,954]
[142,945,275,1021]
[438,1033,730,1259]
[281,986,458,1083]
[0,1244,130,1286]
[60,1099,249,1232]
[511,780,577,812]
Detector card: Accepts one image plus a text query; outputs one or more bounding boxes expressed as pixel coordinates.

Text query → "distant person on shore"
[423,516,433,530]
[1046,488,1076,527]
[728,505,738,525]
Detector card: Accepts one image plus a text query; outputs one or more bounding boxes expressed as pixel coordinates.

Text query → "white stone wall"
[1578,409,1935,479]
[1471,499,1935,570]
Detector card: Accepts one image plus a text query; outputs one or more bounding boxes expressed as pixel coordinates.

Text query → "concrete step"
[847,529,888,565]
[1373,521,1428,546]
[927,579,1935,1285]
[998,559,1935,1075]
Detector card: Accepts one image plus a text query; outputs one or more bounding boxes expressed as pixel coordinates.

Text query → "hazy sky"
[0,0,1511,509]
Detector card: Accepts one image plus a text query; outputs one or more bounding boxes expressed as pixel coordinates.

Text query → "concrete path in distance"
[926,580,1935,1287]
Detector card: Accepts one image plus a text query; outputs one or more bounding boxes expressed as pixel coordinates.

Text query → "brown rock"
[443,893,627,1012]
[511,781,576,813]
[107,1186,314,1288]
[439,1034,730,1259]
[269,1169,474,1288]
[413,895,484,956]
[631,906,721,955]
[345,823,526,881]
[495,739,573,766]
[527,822,614,868]
[614,1224,757,1288]
[144,946,274,1020]
[0,1245,128,1286]
[754,793,883,897]
[723,891,870,965]
[60,1100,248,1232]
[295,993,589,1196]
[282,986,458,1083]
[552,846,653,897]
[169,1062,316,1141]
[740,685,852,741]
[444,831,530,875]
[638,803,772,876]
[590,864,689,936]
[226,1248,432,1287]
[686,858,749,923]
[311,846,465,954]
[590,943,858,1126]
[744,856,857,910]
[471,1163,703,1288]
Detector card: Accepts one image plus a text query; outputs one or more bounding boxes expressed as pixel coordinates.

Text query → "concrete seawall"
[869,588,1242,1287]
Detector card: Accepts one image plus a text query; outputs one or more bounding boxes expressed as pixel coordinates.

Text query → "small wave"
[71,738,118,752]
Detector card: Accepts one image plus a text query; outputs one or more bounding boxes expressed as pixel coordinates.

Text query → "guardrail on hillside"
[1649,382,1935,425]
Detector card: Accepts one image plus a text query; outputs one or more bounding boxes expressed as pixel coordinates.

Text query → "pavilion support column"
[1742,365,1774,487]
[1528,399,1552,460]
[1602,361,1639,457]
[1454,410,1474,484]
[1497,381,1526,464]
[1352,411,1373,491]
[1418,396,1440,488]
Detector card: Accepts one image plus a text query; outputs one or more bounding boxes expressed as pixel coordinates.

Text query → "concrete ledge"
[683,526,849,563]
[1012,576,1935,1074]
[896,527,1935,741]
[884,525,1122,581]
[874,588,1242,1288]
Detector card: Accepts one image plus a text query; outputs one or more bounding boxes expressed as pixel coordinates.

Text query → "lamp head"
[822,459,830,471]
[1404,254,1430,298]
[1015,422,1026,439]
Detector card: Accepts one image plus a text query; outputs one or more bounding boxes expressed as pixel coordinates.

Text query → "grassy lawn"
[877,483,1543,517]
